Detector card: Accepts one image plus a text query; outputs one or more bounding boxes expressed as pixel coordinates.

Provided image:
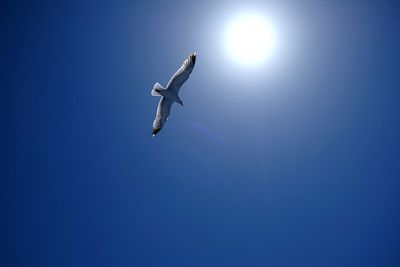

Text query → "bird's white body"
[151,53,196,136]
[154,88,183,106]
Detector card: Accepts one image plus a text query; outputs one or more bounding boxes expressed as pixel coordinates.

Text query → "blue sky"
[3,0,400,266]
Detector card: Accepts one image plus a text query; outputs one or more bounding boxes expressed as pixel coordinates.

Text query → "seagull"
[151,52,196,136]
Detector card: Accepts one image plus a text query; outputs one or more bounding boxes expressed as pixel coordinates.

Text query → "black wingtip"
[152,128,160,136]
[191,52,196,64]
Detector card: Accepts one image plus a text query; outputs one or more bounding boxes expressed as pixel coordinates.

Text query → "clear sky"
[3,0,400,266]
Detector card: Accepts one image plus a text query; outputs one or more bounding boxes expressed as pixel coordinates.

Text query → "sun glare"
[225,13,276,66]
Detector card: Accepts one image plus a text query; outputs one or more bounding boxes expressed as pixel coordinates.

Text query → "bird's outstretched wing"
[152,97,173,136]
[166,52,196,93]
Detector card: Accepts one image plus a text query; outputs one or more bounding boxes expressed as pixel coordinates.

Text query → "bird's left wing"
[152,97,173,136]
[166,52,196,93]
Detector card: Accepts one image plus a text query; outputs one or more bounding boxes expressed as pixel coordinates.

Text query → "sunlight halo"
[224,13,276,66]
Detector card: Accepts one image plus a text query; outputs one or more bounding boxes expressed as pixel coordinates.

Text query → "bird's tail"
[151,82,164,96]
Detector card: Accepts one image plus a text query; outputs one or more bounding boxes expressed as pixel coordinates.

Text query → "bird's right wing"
[166,52,196,93]
[152,97,173,136]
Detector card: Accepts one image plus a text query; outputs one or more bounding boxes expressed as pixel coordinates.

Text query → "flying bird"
[151,52,196,136]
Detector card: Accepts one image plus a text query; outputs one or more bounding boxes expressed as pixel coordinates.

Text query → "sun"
[225,13,276,66]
